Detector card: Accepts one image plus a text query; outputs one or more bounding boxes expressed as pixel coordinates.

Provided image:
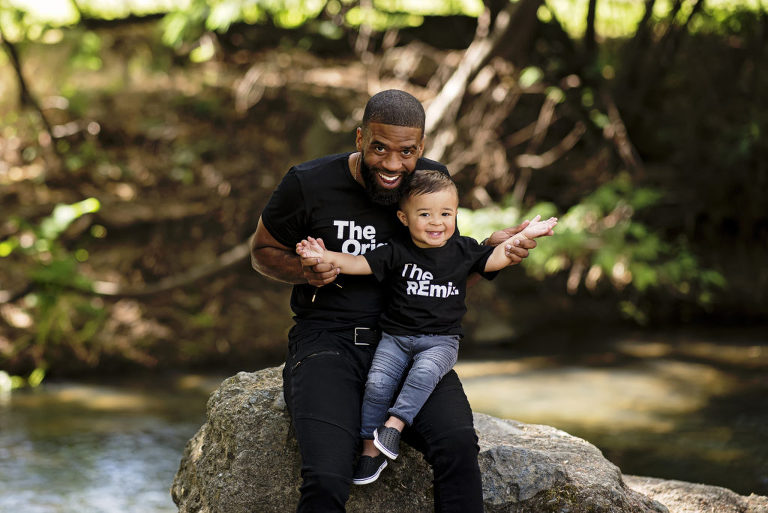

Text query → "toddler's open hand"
[296,236,325,259]
[520,215,558,240]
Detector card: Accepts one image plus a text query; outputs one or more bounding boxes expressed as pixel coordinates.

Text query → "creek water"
[1,331,766,512]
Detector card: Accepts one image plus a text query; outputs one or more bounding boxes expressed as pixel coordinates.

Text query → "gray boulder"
[168,367,743,512]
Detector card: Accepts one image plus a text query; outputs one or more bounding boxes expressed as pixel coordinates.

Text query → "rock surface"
[624,476,768,513]
[170,367,762,513]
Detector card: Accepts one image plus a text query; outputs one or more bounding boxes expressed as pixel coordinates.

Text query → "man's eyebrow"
[369,139,418,150]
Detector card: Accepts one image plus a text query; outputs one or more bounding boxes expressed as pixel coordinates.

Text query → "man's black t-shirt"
[260,152,448,329]
[363,234,494,336]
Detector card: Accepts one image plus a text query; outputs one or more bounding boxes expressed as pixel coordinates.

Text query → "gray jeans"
[360,331,460,438]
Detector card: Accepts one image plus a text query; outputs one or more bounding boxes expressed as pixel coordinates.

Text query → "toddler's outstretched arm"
[295,236,373,276]
[484,215,558,272]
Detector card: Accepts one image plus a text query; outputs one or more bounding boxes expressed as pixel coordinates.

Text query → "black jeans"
[282,325,483,513]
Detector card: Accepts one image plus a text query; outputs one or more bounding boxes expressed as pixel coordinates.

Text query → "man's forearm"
[251,244,306,284]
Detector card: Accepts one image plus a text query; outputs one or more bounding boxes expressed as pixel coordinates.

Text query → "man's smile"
[376,171,404,189]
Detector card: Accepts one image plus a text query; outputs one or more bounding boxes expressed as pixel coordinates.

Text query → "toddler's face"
[397,187,458,248]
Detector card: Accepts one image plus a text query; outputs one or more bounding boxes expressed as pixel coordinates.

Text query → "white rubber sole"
[373,428,399,460]
[352,459,387,485]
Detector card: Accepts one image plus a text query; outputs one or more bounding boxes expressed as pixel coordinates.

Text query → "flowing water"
[0,374,219,513]
[1,331,766,512]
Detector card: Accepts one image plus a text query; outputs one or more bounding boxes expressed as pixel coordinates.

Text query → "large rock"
[168,367,750,512]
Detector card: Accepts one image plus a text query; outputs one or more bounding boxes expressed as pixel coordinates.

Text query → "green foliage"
[155,0,486,53]
[70,30,102,70]
[160,0,330,48]
[1,199,107,369]
[543,0,647,39]
[161,1,209,48]
[458,174,725,322]
[519,66,544,88]
[0,368,44,392]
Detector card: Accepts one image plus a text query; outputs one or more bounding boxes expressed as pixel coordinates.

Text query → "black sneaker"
[373,426,401,460]
[353,454,388,485]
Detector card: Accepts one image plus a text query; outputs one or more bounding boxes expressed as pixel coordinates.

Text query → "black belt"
[353,327,380,346]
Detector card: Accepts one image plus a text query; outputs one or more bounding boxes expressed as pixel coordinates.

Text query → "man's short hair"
[363,89,426,133]
[401,169,457,206]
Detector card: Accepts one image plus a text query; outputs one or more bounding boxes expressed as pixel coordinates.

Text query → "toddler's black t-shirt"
[364,234,493,336]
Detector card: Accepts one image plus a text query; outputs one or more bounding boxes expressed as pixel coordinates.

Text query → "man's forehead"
[364,123,423,147]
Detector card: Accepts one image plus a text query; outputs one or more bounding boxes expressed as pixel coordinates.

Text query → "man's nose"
[381,153,402,172]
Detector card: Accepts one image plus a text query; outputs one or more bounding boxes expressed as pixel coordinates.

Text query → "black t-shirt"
[364,234,494,336]
[260,152,449,329]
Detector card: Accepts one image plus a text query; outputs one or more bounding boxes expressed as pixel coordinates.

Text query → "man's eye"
[375,146,386,153]
[402,149,412,156]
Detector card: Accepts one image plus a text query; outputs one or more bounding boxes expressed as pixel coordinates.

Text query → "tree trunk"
[584,0,598,60]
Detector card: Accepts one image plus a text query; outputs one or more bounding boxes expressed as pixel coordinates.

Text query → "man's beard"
[359,157,408,206]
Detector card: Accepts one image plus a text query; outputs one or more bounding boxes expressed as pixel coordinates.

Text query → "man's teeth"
[378,173,399,184]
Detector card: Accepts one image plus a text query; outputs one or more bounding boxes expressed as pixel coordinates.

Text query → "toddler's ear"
[396,210,408,227]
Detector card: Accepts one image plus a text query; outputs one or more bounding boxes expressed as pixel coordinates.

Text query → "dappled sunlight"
[12,383,169,412]
[458,358,737,433]
[618,339,768,368]
[173,373,227,393]
[456,334,768,492]
[8,0,188,24]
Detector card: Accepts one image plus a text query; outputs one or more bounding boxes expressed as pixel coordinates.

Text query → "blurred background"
[0,0,766,511]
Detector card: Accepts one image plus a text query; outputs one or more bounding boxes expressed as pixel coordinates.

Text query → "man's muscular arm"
[250,217,338,286]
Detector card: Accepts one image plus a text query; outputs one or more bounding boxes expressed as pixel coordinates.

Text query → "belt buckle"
[354,327,371,346]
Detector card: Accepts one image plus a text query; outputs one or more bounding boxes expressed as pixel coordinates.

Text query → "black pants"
[282,325,484,513]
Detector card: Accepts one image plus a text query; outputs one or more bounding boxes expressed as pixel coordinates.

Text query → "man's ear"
[355,127,363,152]
[396,210,408,226]
[416,135,425,157]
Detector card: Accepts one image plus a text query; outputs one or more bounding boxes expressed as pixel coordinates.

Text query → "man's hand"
[486,220,538,266]
[298,238,339,287]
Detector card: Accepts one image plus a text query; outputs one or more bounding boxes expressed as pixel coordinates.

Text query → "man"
[250,89,537,512]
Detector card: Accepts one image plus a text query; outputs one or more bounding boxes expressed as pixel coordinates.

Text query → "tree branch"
[601,91,644,175]
[424,6,508,140]
[90,242,250,297]
[514,121,586,169]
[0,27,61,166]
[0,27,64,177]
